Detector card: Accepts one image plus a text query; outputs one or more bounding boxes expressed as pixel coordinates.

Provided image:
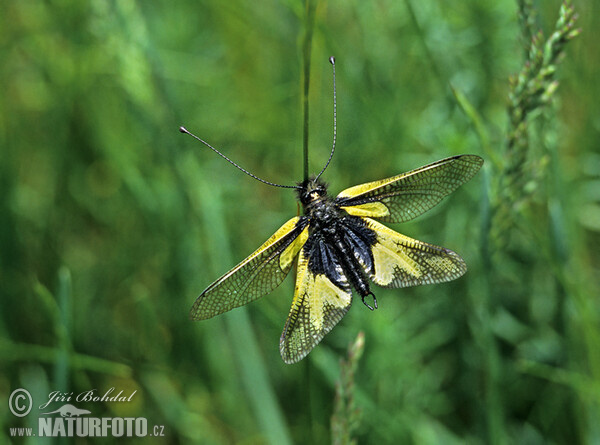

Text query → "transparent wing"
[279,250,352,364]
[365,218,466,288]
[190,217,309,320]
[336,154,483,223]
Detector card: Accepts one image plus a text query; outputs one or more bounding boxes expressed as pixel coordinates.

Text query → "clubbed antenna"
[315,56,337,181]
[179,126,299,189]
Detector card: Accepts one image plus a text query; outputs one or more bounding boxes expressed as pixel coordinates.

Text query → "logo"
[41,404,91,417]
[7,386,165,438]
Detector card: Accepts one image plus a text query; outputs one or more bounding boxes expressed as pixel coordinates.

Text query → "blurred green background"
[2,0,599,443]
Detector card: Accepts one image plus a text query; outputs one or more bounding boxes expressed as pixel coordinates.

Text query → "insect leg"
[361,292,378,311]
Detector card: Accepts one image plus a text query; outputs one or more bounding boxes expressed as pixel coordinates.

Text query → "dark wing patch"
[336,154,483,223]
[190,217,309,320]
[339,218,376,275]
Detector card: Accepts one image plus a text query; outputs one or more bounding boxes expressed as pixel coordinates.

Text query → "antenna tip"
[329,56,335,65]
[179,126,189,134]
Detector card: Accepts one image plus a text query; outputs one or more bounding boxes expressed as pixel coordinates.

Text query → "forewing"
[365,218,467,288]
[280,250,352,364]
[190,217,309,320]
[336,154,483,223]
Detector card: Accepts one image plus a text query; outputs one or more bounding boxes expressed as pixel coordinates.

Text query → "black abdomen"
[304,210,377,297]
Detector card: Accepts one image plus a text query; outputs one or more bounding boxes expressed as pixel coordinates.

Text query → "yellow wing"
[336,155,483,223]
[190,217,309,320]
[365,218,466,287]
[279,249,352,364]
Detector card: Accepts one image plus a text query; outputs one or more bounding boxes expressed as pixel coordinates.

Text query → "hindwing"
[336,154,483,223]
[190,217,309,320]
[280,249,352,364]
[365,218,466,288]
